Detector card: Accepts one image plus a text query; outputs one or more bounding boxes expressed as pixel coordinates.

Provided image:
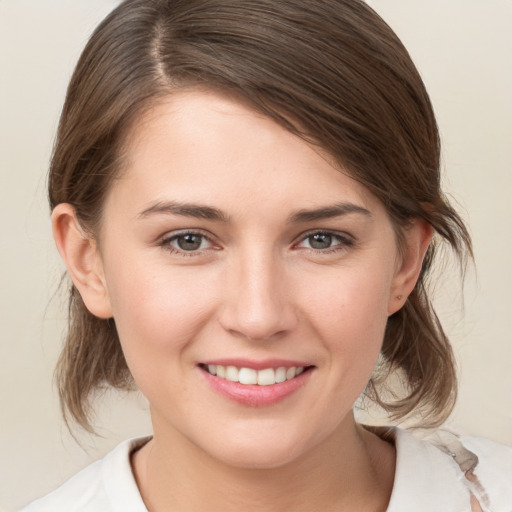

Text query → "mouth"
[198,359,315,406]
[199,363,313,386]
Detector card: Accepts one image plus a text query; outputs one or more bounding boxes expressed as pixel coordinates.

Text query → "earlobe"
[52,204,113,319]
[388,219,434,315]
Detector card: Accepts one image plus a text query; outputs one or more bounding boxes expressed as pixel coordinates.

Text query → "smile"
[199,362,314,406]
[204,364,306,386]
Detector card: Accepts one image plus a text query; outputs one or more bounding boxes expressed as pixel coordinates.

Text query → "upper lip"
[200,358,313,370]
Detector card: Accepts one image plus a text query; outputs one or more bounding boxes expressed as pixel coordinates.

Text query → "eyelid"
[157,228,355,256]
[160,229,220,255]
[293,229,355,250]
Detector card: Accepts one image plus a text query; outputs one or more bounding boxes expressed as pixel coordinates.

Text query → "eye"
[304,233,336,250]
[161,231,214,254]
[295,231,353,251]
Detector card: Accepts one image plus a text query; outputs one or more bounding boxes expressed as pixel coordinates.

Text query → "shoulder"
[384,427,512,512]
[450,433,512,512]
[18,437,150,512]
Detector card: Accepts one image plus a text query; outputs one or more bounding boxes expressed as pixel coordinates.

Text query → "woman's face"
[91,90,418,468]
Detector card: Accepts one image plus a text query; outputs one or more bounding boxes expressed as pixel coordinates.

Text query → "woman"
[19,0,512,511]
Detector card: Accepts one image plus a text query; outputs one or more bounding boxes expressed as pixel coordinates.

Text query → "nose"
[218,250,298,342]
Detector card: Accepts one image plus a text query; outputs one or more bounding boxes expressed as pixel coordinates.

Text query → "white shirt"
[19,429,512,511]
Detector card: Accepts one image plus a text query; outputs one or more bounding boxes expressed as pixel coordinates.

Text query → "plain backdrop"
[1,1,511,510]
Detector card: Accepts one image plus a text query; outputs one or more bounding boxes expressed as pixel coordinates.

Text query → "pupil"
[178,234,202,251]
[310,233,332,249]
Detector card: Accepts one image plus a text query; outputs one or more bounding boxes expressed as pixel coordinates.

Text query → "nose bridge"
[221,243,295,340]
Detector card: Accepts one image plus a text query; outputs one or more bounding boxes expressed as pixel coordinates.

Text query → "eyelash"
[293,230,355,254]
[160,230,217,257]
[159,229,354,257]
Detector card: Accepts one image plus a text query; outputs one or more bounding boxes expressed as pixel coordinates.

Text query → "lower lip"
[200,367,313,407]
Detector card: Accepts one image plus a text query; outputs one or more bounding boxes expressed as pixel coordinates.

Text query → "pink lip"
[199,365,314,407]
[201,358,311,370]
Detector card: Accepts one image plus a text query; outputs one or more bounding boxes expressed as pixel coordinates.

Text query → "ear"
[52,203,113,319]
[388,219,434,315]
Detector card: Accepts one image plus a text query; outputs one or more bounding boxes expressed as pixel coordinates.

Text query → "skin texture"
[52,90,432,511]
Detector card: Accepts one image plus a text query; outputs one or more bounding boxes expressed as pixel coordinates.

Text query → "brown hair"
[50,0,471,431]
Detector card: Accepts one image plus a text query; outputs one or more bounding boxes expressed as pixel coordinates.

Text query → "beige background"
[1,1,511,510]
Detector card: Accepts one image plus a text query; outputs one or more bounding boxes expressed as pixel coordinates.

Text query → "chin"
[212,443,305,470]
[195,422,323,470]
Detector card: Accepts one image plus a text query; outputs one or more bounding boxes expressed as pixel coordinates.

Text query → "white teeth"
[257,368,275,386]
[239,367,258,385]
[205,364,306,385]
[225,366,239,382]
[286,367,296,380]
[275,367,286,383]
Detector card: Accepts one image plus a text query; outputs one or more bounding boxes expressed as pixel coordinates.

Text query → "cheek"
[103,258,219,372]
[299,263,393,374]
[308,263,391,329]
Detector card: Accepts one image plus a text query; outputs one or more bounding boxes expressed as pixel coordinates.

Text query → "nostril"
[219,305,297,342]
[216,265,299,341]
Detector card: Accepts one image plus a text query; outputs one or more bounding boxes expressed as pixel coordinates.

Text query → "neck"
[132,414,395,512]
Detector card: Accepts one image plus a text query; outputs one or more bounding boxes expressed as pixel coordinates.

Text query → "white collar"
[103,430,475,512]
[386,428,472,512]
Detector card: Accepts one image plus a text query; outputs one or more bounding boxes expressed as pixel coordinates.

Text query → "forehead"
[111,90,385,219]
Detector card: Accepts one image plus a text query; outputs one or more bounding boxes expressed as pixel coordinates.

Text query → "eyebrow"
[138,201,230,222]
[138,200,371,223]
[288,203,372,223]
